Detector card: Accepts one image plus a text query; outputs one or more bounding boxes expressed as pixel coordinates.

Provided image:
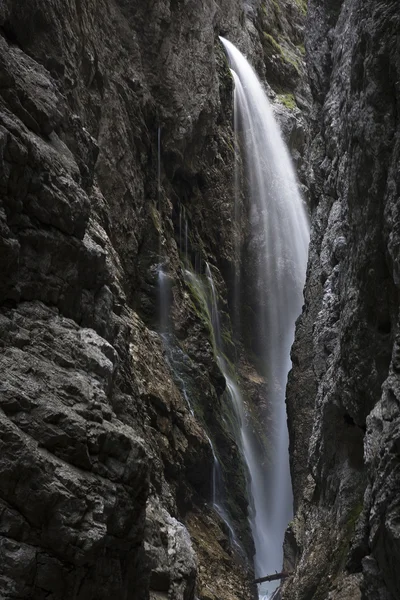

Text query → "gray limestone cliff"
[0,1,307,599]
[7,0,399,597]
[283,1,400,599]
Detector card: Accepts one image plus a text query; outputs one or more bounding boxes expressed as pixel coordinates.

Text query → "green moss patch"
[262,32,301,76]
[263,32,284,56]
[295,0,307,16]
[277,92,297,109]
[297,43,306,56]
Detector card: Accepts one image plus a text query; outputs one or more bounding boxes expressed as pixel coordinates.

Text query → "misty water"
[220,37,309,597]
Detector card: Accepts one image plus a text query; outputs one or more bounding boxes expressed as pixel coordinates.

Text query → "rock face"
[0,0,308,599]
[283,1,400,599]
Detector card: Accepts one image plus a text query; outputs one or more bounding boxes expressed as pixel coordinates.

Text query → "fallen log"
[254,572,290,585]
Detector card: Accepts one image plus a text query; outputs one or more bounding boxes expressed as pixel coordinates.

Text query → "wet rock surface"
[0,0,309,597]
[283,1,400,599]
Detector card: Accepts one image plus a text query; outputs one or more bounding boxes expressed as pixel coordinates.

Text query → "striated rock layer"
[0,0,308,599]
[283,1,400,599]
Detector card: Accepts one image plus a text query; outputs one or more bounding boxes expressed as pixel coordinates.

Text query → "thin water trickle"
[158,266,171,334]
[207,432,244,554]
[184,268,246,548]
[179,205,183,254]
[205,263,222,348]
[186,265,264,565]
[220,37,310,596]
[157,127,161,199]
[185,220,189,263]
[161,333,195,417]
[159,266,243,556]
[157,127,162,258]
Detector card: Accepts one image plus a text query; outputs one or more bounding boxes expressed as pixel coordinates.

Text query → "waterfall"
[220,37,310,596]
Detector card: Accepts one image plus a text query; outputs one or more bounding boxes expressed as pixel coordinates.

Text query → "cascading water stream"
[220,38,310,596]
[158,266,171,334]
[157,262,243,554]
[186,265,266,564]
[208,434,243,554]
[184,268,247,549]
[203,266,271,575]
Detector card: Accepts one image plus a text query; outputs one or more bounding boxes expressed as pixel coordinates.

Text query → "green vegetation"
[297,43,306,56]
[149,203,161,233]
[277,92,297,109]
[185,272,214,342]
[346,502,363,531]
[271,0,281,15]
[334,501,364,572]
[262,32,301,75]
[295,0,307,16]
[263,32,284,56]
[221,327,236,357]
[282,48,301,73]
[261,0,281,18]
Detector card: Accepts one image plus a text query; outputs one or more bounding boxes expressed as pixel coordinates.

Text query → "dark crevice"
[343,413,356,427]
[0,22,18,44]
[377,320,391,335]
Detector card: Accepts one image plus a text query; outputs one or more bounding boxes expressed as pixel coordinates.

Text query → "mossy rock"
[295,0,307,16]
[297,43,306,56]
[262,32,301,76]
[262,0,281,18]
[263,32,284,57]
[149,202,162,234]
[277,92,297,109]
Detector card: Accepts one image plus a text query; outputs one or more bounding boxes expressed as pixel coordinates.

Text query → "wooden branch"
[254,572,290,585]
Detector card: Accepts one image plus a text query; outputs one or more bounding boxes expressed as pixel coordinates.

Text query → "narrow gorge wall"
[0,1,308,599]
[283,1,400,599]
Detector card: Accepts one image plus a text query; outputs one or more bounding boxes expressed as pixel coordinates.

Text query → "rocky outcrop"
[0,0,309,598]
[283,1,400,599]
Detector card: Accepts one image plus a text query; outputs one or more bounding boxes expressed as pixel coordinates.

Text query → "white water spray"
[220,37,309,595]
